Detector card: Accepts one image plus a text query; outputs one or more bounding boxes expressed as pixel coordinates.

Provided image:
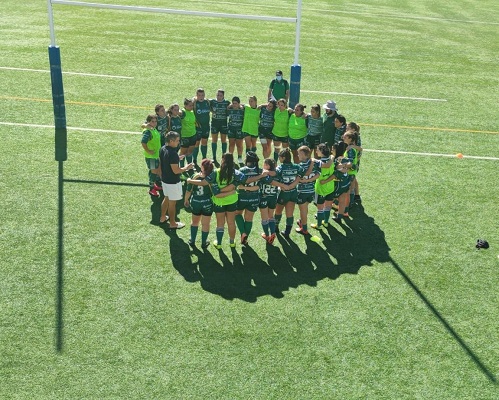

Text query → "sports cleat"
[148,188,160,197]
[343,212,350,218]
[296,219,303,229]
[280,230,290,238]
[213,242,222,250]
[201,240,210,249]
[261,232,268,240]
[267,233,276,245]
[310,223,325,231]
[241,233,248,245]
[295,227,309,235]
[188,239,195,248]
[332,214,342,223]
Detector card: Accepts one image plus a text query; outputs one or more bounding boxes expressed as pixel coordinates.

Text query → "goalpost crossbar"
[50,0,297,23]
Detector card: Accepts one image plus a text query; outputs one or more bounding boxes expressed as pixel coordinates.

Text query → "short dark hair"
[165,131,180,143]
[335,114,346,125]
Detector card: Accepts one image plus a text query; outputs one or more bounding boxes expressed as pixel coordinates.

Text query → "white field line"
[0,66,133,79]
[0,122,138,135]
[301,90,447,102]
[195,1,499,25]
[1,121,497,161]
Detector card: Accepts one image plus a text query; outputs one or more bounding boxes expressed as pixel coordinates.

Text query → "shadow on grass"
[167,204,390,302]
[388,256,497,384]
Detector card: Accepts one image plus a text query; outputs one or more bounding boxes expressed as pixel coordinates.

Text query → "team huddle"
[141,73,363,249]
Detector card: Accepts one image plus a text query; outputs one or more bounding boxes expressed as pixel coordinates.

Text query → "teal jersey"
[210,99,230,121]
[242,105,260,136]
[238,165,261,199]
[156,114,168,136]
[259,106,275,129]
[307,115,324,137]
[259,175,279,199]
[186,174,213,204]
[297,158,321,194]
[334,124,347,144]
[228,107,244,131]
[275,162,303,192]
[194,100,211,128]
[168,115,182,135]
[333,168,351,195]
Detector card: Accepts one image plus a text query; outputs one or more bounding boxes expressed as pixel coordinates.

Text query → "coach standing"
[159,131,194,229]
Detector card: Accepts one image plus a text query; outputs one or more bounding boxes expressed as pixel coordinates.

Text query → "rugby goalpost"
[47,0,303,352]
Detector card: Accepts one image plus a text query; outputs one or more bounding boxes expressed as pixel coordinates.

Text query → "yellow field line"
[1,95,497,134]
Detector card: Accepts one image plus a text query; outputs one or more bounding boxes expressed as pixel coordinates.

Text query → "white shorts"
[162,182,183,201]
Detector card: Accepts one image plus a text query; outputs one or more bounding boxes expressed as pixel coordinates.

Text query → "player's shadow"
[150,185,189,226]
[169,204,390,302]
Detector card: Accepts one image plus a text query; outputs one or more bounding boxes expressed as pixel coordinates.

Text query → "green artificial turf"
[0,1,498,398]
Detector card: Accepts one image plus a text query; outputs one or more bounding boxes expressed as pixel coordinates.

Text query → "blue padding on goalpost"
[289,64,301,109]
[48,46,67,161]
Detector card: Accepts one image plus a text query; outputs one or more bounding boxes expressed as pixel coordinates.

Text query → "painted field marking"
[362,123,499,135]
[0,122,138,135]
[0,66,133,79]
[301,90,447,102]
[0,95,148,110]
[1,122,497,161]
[364,149,499,161]
[196,1,499,25]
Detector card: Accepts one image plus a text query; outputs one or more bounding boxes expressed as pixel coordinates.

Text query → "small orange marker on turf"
[456,153,464,158]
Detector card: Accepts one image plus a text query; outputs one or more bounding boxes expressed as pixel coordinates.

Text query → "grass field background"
[1,0,498,398]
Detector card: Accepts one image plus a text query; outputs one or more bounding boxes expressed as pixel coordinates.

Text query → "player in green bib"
[184,159,236,249]
[180,98,197,168]
[288,103,308,163]
[272,99,292,162]
[346,122,363,204]
[140,114,162,197]
[242,96,260,157]
[209,89,230,162]
[311,144,336,230]
[342,131,361,215]
[188,153,245,249]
